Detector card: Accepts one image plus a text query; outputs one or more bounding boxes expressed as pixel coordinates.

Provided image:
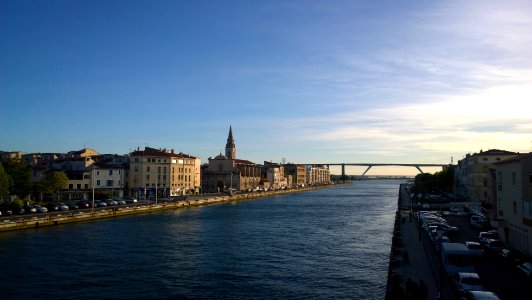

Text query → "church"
[201,126,262,193]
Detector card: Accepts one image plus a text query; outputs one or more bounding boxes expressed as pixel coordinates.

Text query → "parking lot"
[425,212,531,299]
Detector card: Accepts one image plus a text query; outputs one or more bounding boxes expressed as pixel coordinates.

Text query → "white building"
[494,153,532,257]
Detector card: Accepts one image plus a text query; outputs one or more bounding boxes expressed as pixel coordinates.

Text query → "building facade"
[454,149,518,206]
[306,164,331,185]
[285,164,307,188]
[494,153,532,257]
[201,127,261,193]
[129,147,201,199]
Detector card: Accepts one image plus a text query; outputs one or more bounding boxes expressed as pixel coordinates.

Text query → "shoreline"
[0,183,348,233]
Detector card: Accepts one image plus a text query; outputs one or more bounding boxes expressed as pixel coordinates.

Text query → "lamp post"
[436,228,444,299]
[91,167,95,214]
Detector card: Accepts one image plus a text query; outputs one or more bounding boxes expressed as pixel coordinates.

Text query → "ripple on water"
[0,180,401,300]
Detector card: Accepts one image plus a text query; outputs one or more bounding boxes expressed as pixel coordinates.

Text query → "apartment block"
[129,147,200,199]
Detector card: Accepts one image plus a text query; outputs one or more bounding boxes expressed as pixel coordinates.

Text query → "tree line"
[0,159,68,208]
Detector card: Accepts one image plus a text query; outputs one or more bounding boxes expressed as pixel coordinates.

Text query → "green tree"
[2,159,33,199]
[42,171,69,202]
[0,163,10,199]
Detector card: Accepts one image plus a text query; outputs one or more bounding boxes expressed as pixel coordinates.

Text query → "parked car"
[516,262,532,279]
[461,290,501,300]
[106,200,118,206]
[497,248,525,267]
[125,197,138,204]
[479,231,498,245]
[46,203,59,211]
[25,206,37,213]
[34,205,48,213]
[1,208,13,216]
[57,203,69,211]
[471,215,489,229]
[67,202,79,210]
[452,272,484,295]
[117,200,126,205]
[465,241,483,256]
[481,239,506,256]
[94,200,107,207]
[77,201,91,209]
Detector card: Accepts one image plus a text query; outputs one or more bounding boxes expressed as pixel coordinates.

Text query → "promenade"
[0,184,343,233]
[386,184,447,300]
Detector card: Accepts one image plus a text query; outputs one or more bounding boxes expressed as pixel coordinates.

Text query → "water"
[0,180,400,300]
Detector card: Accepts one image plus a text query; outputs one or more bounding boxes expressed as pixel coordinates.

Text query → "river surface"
[0,180,401,300]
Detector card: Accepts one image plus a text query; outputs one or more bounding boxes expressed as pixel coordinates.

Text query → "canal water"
[0,180,400,300]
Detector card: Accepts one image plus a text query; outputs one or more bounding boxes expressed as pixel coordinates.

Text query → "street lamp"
[91,167,95,214]
[436,228,444,299]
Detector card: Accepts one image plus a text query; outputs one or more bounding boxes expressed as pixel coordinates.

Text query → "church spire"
[225,125,236,160]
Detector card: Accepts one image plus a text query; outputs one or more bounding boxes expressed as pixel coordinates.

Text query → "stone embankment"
[385,184,440,300]
[0,184,345,232]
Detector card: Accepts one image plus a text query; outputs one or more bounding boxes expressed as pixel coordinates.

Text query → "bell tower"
[225,126,236,160]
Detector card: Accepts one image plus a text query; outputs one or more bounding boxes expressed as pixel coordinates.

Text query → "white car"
[478,231,498,245]
[58,203,69,211]
[465,241,483,256]
[35,205,48,213]
[452,272,483,295]
[461,290,501,300]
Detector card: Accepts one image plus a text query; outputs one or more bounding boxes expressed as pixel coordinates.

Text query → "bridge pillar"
[341,164,346,182]
[361,166,372,177]
[415,165,424,173]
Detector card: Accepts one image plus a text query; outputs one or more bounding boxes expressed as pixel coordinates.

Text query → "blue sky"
[1,0,531,175]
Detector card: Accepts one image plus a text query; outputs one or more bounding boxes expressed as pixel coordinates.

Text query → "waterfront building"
[493,153,532,257]
[129,147,200,199]
[454,149,518,208]
[284,163,307,187]
[201,126,261,193]
[263,161,288,189]
[306,164,331,185]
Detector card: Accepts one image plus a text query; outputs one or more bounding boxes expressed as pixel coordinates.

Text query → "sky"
[1,0,531,175]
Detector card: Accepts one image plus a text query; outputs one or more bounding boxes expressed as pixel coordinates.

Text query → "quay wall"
[0,184,347,233]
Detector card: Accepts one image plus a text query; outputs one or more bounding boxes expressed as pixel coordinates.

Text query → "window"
[69,184,73,189]
[158,166,161,174]
[84,184,88,189]
[109,170,113,176]
[96,170,100,175]
[107,180,113,187]
[147,166,150,172]
[97,180,101,186]
[163,175,166,181]
[512,172,516,185]
[134,166,138,172]
[77,184,81,189]
[513,201,517,214]
[163,167,167,174]
[529,175,532,184]
[134,158,139,162]
[146,175,150,180]
[523,199,532,218]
